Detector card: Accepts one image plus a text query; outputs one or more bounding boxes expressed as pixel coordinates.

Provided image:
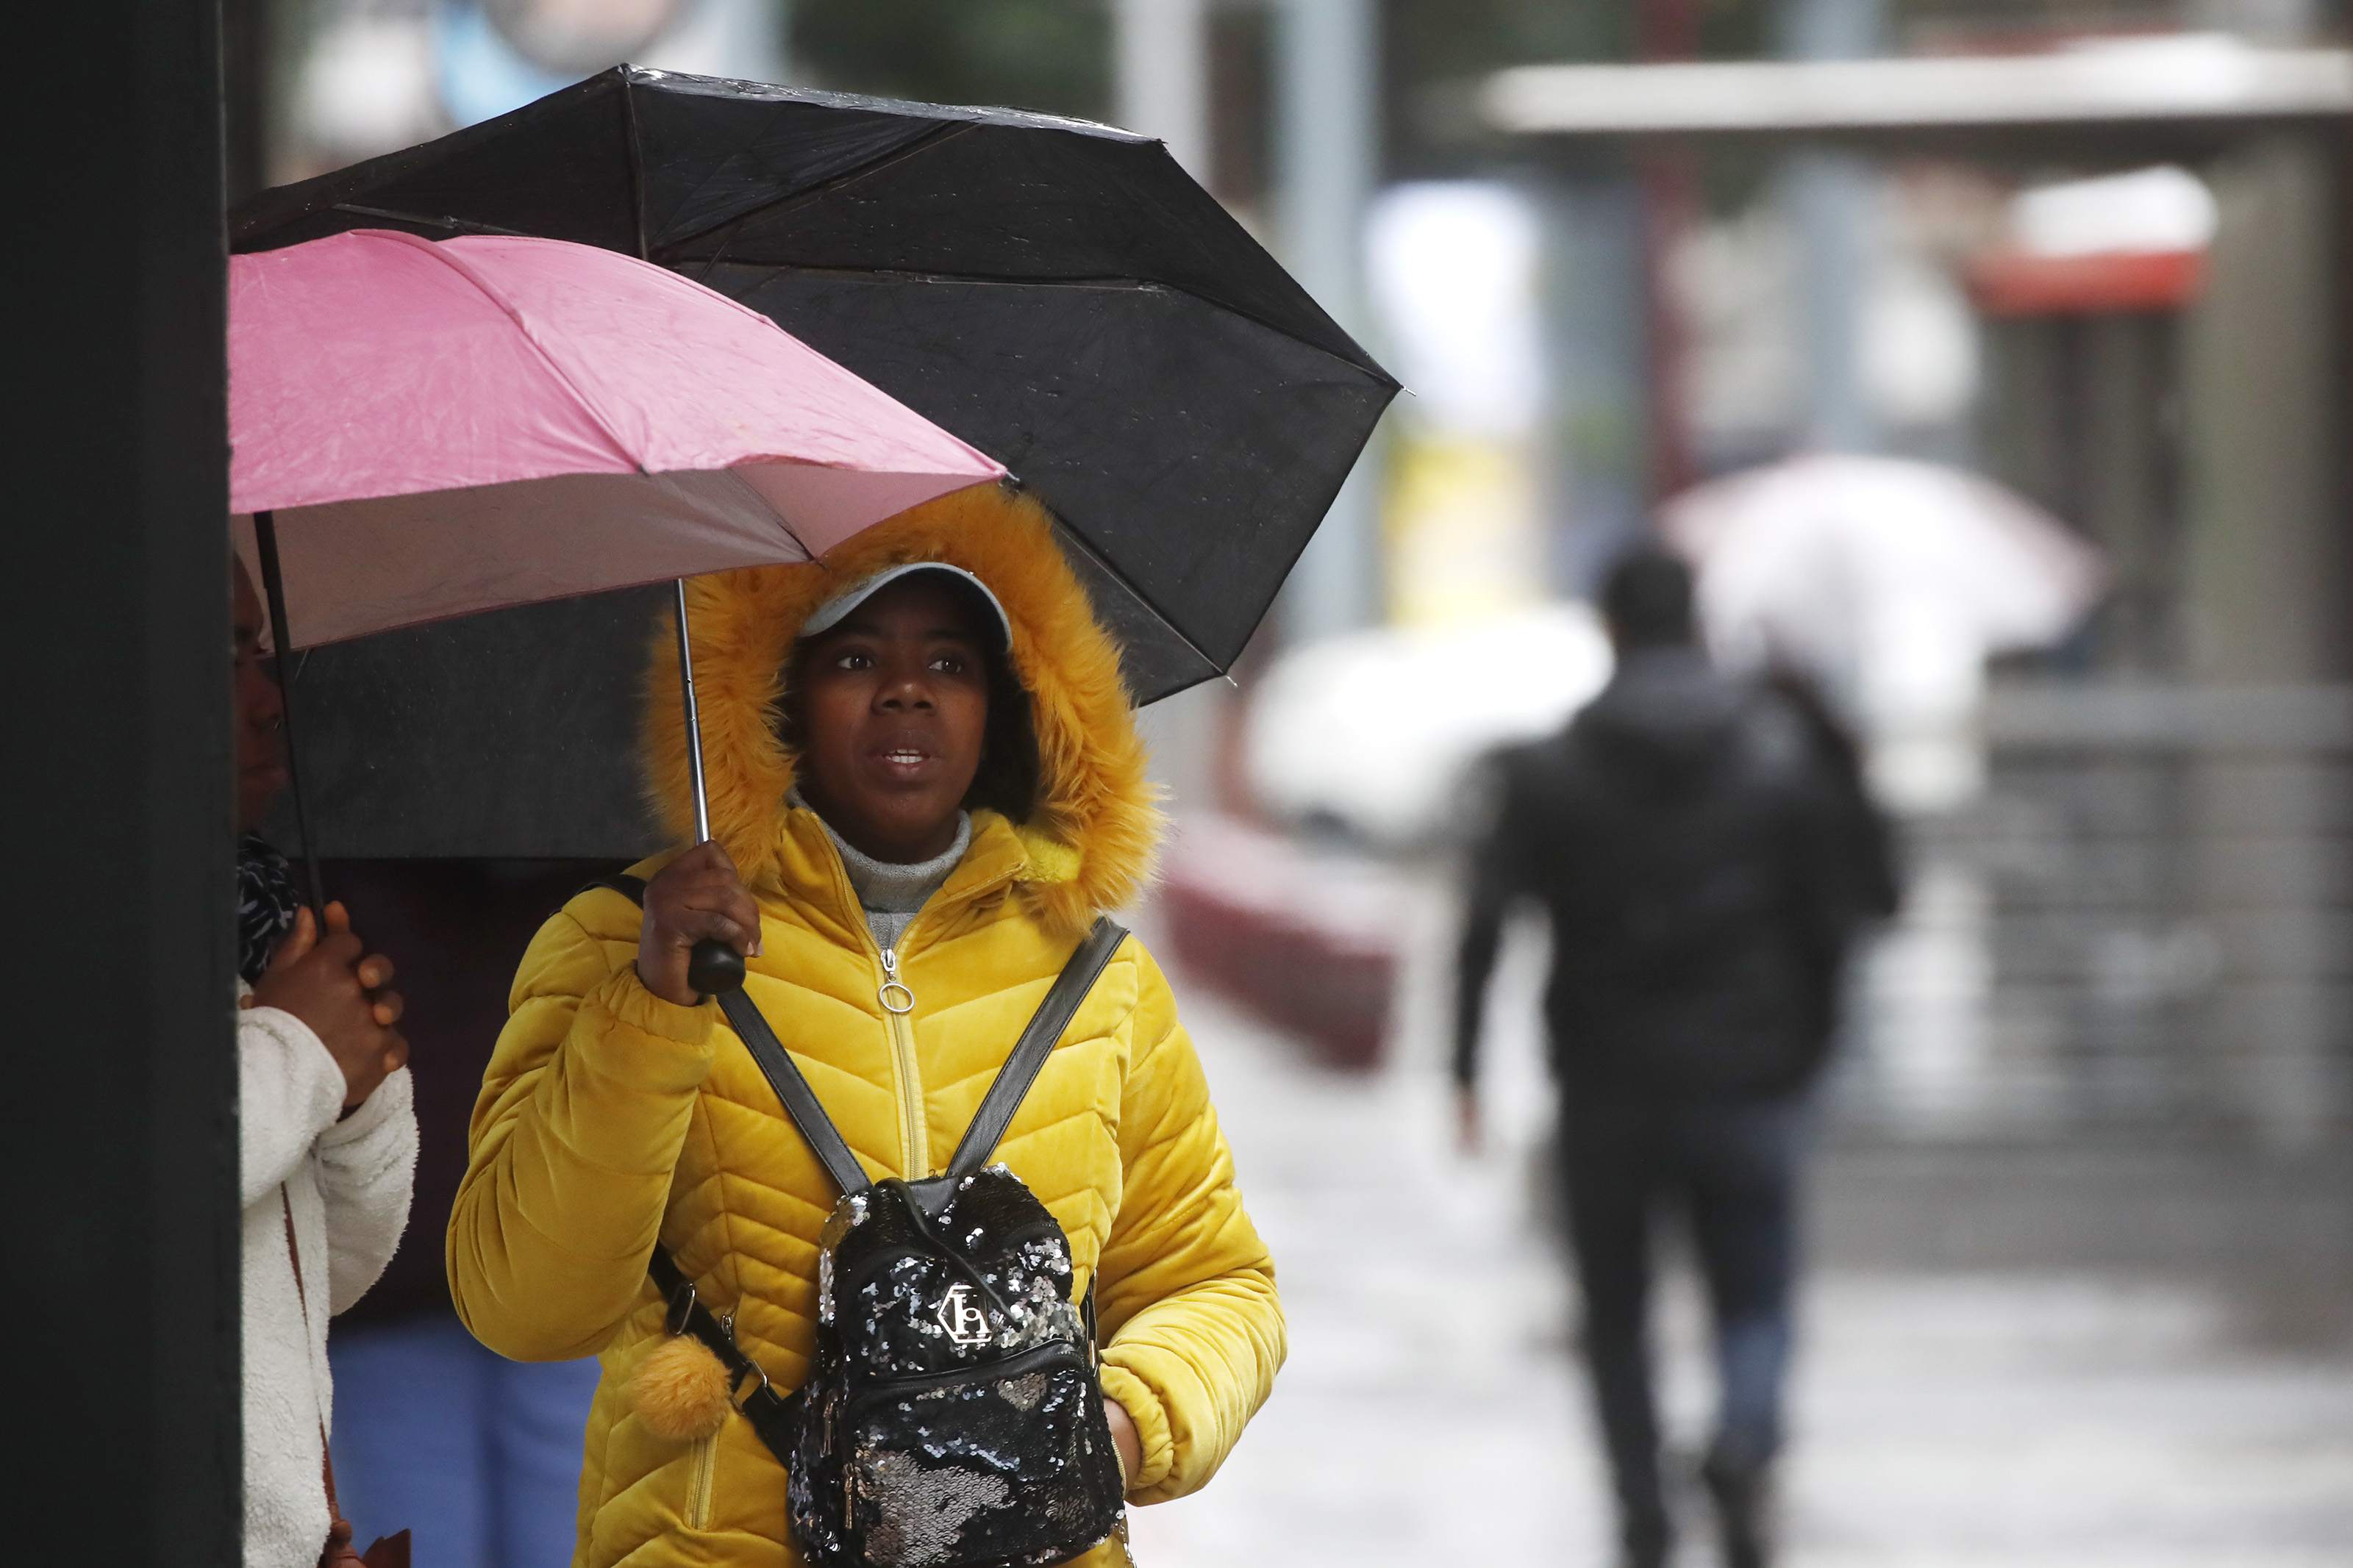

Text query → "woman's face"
[793,576,990,864]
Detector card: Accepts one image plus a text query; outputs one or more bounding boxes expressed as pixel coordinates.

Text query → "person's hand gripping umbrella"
[230,228,1004,992]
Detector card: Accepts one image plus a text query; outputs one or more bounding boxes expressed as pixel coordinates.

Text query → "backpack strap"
[717,989,869,1195]
[579,878,1124,1197]
[943,917,1128,1183]
[646,1244,800,1455]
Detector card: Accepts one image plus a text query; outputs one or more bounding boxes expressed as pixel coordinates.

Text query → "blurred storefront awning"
[1965,248,2205,315]
[1477,36,2353,151]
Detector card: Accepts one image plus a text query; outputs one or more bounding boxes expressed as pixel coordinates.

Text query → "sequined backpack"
[597,876,1130,1568]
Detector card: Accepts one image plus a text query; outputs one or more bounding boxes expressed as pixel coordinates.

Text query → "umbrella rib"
[657,122,977,267]
[622,77,651,260]
[226,69,627,249]
[689,264,1402,387]
[1044,511,1228,681]
[315,199,1393,385]
[376,233,653,473]
[631,112,1390,379]
[324,212,1396,384]
[328,203,536,238]
[650,129,1391,381]
[309,210,1396,384]
[726,266,1173,290]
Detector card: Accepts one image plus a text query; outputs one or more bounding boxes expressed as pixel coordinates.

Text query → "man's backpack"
[588,876,1129,1568]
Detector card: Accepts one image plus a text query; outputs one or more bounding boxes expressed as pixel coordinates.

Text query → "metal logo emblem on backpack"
[936,1284,993,1347]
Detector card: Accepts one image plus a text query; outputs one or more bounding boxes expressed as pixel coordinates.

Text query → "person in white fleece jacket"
[234,559,418,1568]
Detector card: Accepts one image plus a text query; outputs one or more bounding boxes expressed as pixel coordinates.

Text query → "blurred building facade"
[1965,128,2350,1148]
[1457,5,2353,1150]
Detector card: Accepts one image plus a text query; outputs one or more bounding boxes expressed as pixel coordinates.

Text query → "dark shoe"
[1700,1449,1772,1568]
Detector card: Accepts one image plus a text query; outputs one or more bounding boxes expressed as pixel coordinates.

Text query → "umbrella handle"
[689,939,747,995]
[254,511,329,918]
[675,579,746,995]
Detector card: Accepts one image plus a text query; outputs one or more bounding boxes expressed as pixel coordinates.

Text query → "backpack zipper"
[842,1339,1090,1422]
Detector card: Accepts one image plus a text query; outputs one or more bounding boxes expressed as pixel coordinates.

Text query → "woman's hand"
[1104,1396,1140,1488]
[251,902,408,1109]
[636,840,763,1006]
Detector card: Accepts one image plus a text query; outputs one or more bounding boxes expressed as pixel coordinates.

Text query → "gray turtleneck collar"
[795,790,970,951]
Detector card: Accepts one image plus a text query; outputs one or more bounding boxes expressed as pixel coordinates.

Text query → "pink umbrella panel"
[229,230,1005,985]
[229,227,1004,650]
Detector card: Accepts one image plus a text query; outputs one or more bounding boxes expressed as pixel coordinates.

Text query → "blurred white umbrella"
[1662,453,2104,810]
[1246,604,1615,846]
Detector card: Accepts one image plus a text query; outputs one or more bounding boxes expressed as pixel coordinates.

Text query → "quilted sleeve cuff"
[572,964,718,1086]
[1096,1361,1175,1497]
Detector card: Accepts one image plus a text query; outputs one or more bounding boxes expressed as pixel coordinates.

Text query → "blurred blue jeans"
[329,1312,602,1568]
[1557,1088,1807,1536]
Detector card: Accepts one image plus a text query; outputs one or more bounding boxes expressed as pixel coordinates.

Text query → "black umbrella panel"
[232,67,1399,705]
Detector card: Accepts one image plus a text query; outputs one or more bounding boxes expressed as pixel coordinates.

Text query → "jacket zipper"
[810,826,1020,1183]
[686,1429,718,1529]
[878,944,928,1177]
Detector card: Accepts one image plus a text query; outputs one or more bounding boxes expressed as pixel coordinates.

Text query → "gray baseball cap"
[799,562,1013,648]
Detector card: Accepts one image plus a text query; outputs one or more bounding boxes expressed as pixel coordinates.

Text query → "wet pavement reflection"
[1126,928,2353,1567]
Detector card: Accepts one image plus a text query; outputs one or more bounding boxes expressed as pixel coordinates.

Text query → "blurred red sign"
[1965,248,2207,316]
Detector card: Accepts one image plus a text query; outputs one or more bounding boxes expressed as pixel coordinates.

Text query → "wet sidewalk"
[1124,968,2353,1567]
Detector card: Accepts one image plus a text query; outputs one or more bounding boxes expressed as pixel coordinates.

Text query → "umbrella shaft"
[254,511,328,917]
[674,579,712,845]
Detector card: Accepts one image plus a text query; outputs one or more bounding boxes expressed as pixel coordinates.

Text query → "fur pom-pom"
[629,1335,732,1442]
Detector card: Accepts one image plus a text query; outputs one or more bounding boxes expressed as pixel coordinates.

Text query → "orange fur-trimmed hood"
[642,482,1163,932]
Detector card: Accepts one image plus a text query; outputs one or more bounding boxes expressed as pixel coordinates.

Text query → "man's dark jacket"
[1454,646,1896,1098]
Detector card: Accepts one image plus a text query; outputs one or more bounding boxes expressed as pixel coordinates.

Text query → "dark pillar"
[223,0,274,203]
[4,1,237,1560]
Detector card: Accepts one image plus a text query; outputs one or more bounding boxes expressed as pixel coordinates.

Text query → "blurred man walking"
[1454,547,1894,1568]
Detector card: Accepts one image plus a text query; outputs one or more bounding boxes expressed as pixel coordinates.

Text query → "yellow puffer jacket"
[448,485,1282,1568]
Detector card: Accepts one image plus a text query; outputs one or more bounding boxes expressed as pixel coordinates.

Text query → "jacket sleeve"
[446,903,718,1361]
[1454,747,1535,1088]
[1093,943,1284,1505]
[238,1004,347,1208]
[318,1066,418,1316]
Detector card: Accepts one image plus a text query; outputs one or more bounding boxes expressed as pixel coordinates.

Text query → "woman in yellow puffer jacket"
[447,484,1282,1568]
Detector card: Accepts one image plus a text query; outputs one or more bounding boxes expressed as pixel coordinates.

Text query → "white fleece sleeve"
[237,1006,347,1209]
[317,1066,418,1316]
